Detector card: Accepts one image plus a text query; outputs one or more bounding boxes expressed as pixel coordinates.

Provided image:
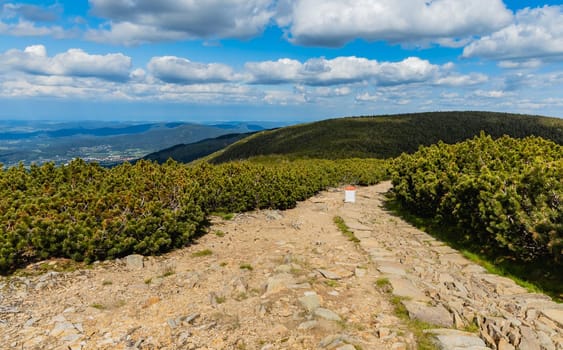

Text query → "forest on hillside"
[209,112,563,163]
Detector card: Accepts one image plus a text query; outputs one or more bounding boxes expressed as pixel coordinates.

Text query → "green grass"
[375,277,390,288]
[160,265,176,277]
[333,216,360,243]
[14,259,82,277]
[375,278,441,350]
[388,296,439,350]
[384,196,563,303]
[390,296,409,319]
[461,251,543,294]
[214,230,226,237]
[375,277,392,293]
[239,263,253,271]
[324,279,340,288]
[192,249,213,258]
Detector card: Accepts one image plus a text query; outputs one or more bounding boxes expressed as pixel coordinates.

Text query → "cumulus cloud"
[87,0,274,45]
[462,6,563,62]
[473,90,506,98]
[278,0,512,47]
[501,72,558,92]
[434,73,488,86]
[246,56,438,86]
[0,45,132,81]
[355,90,411,105]
[0,18,67,37]
[263,89,306,105]
[2,3,61,22]
[243,58,302,84]
[147,83,256,104]
[148,56,237,84]
[3,42,548,114]
[376,57,438,86]
[311,86,352,97]
[440,92,459,99]
[498,59,543,69]
[0,3,70,38]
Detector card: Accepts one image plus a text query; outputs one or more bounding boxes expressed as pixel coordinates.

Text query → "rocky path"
[0,182,561,350]
[343,182,562,350]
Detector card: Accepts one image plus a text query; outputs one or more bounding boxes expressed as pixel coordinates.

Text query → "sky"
[0,1,562,122]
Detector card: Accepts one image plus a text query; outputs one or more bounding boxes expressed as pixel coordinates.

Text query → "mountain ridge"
[205,111,563,163]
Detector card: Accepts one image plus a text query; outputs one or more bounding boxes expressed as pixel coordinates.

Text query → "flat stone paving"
[338,182,562,350]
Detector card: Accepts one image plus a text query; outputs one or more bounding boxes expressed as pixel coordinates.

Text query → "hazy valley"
[0,120,269,167]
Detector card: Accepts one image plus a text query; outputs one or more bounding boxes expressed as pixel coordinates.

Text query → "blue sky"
[0,1,562,122]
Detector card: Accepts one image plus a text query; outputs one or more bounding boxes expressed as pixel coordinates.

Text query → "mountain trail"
[1,182,561,349]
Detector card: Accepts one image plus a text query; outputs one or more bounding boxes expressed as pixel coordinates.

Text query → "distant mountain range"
[4,112,562,167]
[143,132,257,164]
[0,120,270,167]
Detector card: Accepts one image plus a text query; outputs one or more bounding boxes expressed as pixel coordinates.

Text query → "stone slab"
[318,268,354,280]
[314,308,342,321]
[388,277,429,301]
[377,262,407,276]
[403,301,453,327]
[540,309,563,328]
[125,254,144,269]
[368,248,395,258]
[424,329,490,350]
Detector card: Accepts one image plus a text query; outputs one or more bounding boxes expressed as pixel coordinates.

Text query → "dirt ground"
[1,182,561,350]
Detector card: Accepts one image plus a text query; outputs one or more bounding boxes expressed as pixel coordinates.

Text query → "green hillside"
[208,111,563,163]
[143,132,255,164]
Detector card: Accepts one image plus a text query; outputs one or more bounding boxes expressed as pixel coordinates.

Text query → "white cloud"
[440,92,459,99]
[263,89,306,105]
[245,58,302,84]
[2,3,61,22]
[247,56,438,86]
[85,22,188,46]
[502,71,563,91]
[0,3,69,38]
[129,68,146,82]
[148,56,237,84]
[355,90,411,105]
[434,73,488,86]
[355,92,381,102]
[498,59,543,69]
[311,86,352,97]
[0,40,559,116]
[462,6,563,62]
[148,83,256,104]
[376,57,438,86]
[278,0,512,47]
[24,44,47,57]
[0,75,123,99]
[355,84,429,106]
[0,19,67,37]
[87,0,274,45]
[473,90,506,98]
[0,45,132,81]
